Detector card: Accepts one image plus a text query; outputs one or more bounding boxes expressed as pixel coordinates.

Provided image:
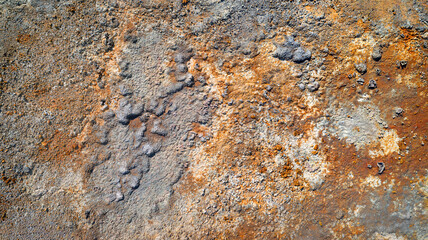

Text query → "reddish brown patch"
[129,118,143,129]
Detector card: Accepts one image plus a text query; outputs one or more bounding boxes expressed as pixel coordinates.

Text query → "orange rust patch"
[192,122,208,136]
[129,118,143,129]
[16,34,31,44]
[1,175,16,185]
[38,130,82,166]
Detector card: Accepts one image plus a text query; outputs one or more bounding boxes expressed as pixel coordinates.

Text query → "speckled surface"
[0,0,427,239]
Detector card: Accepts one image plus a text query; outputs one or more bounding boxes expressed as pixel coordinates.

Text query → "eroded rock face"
[0,0,427,239]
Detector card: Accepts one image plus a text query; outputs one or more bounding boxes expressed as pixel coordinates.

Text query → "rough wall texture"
[0,0,427,239]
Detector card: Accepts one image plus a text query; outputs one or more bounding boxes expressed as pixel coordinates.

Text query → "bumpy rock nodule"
[273,36,311,63]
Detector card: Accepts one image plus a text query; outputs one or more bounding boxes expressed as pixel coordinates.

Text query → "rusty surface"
[0,0,427,239]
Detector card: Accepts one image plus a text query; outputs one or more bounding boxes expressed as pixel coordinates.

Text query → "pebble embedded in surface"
[116,99,135,124]
[115,191,124,202]
[395,108,404,116]
[282,35,301,48]
[292,47,312,63]
[176,73,193,82]
[184,74,194,87]
[174,53,186,63]
[131,102,144,117]
[307,82,320,92]
[355,63,367,74]
[368,79,377,89]
[147,98,159,113]
[377,162,385,174]
[102,110,116,121]
[154,103,166,116]
[197,76,207,86]
[372,47,382,61]
[375,68,381,76]
[139,112,151,122]
[99,136,109,145]
[117,111,130,125]
[118,165,130,175]
[273,47,293,60]
[165,82,185,95]
[272,36,310,63]
[141,143,161,157]
[135,124,147,142]
[23,166,31,174]
[151,120,167,136]
[125,175,141,189]
[176,64,188,73]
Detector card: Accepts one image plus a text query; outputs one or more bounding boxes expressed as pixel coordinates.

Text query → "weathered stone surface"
[0,1,426,239]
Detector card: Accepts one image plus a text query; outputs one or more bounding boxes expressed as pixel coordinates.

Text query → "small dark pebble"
[375,68,381,76]
[397,60,408,68]
[377,162,385,174]
[194,63,201,71]
[395,108,404,116]
[85,210,91,219]
[356,78,364,85]
[368,79,377,89]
